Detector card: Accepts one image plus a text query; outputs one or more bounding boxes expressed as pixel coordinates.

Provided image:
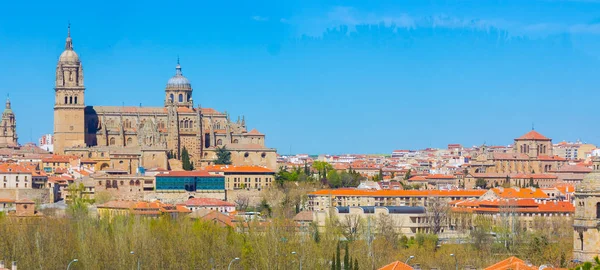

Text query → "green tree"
[214,146,232,165]
[331,254,336,270]
[328,169,342,188]
[404,169,412,180]
[313,161,333,180]
[66,182,93,218]
[336,241,341,270]
[344,242,349,270]
[181,147,192,170]
[475,178,487,189]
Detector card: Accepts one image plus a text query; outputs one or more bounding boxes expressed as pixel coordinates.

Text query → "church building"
[573,157,600,261]
[53,26,277,172]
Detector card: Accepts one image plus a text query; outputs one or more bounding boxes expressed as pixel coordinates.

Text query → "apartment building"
[308,189,486,211]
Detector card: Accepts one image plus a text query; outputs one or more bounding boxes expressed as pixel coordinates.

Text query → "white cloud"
[252,16,269,22]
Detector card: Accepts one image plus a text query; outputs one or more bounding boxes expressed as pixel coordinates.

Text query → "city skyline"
[2,0,600,154]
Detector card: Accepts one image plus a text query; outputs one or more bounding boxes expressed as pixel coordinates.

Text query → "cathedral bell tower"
[0,97,18,148]
[573,156,600,261]
[53,24,86,154]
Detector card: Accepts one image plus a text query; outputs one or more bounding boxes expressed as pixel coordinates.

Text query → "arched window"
[217,139,223,146]
[109,137,116,145]
[64,96,68,104]
[169,94,174,102]
[233,139,239,144]
[187,93,191,101]
[74,96,78,104]
[179,120,183,128]
[184,120,188,129]
[69,96,73,104]
[126,137,133,146]
[179,94,183,102]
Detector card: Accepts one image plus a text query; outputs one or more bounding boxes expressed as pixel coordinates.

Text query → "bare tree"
[234,194,250,211]
[376,213,400,248]
[427,196,449,234]
[340,214,364,241]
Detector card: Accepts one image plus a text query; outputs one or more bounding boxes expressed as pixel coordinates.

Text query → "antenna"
[532,122,535,130]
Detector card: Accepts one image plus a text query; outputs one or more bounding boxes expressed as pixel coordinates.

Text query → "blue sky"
[1,0,600,154]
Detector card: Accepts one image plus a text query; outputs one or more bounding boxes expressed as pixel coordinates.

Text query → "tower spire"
[175,58,182,76]
[65,22,73,50]
[5,94,10,110]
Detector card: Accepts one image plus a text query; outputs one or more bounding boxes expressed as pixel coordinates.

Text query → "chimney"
[11,261,15,270]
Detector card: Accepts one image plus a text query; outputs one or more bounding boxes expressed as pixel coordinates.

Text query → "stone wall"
[226,189,263,207]
[0,188,52,203]
[144,191,225,204]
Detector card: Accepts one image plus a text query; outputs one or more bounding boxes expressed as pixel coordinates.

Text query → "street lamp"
[228,257,240,270]
[405,256,414,265]
[67,259,78,270]
[130,251,141,270]
[291,251,302,270]
[451,254,458,270]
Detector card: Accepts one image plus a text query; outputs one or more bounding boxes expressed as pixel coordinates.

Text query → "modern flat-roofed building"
[155,170,224,192]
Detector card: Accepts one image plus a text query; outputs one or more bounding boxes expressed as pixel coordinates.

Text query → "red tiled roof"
[42,155,75,163]
[555,164,592,173]
[309,189,485,197]
[0,163,34,174]
[515,130,551,141]
[201,108,221,114]
[425,174,456,179]
[490,188,549,199]
[407,176,427,182]
[484,256,537,270]
[246,129,264,135]
[379,261,413,270]
[205,165,274,173]
[185,198,235,207]
[156,170,213,177]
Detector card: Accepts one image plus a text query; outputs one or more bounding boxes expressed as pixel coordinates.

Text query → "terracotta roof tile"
[378,261,413,270]
[309,189,485,197]
[185,198,235,207]
[515,130,551,141]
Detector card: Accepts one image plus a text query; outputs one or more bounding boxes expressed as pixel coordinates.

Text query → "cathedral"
[53,26,277,172]
[0,98,18,148]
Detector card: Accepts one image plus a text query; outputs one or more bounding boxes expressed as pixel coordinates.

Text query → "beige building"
[52,26,277,171]
[206,165,275,190]
[307,189,485,211]
[553,141,596,160]
[90,170,155,200]
[0,163,36,189]
[573,158,600,261]
[314,206,430,236]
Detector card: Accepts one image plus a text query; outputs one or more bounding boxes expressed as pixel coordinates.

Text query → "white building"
[38,134,53,152]
[184,198,236,213]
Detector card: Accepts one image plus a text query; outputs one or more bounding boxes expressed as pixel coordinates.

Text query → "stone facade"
[52,26,277,170]
[0,99,17,148]
[573,158,600,261]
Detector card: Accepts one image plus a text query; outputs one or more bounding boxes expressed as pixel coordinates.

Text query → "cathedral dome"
[166,63,192,91]
[59,49,79,63]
